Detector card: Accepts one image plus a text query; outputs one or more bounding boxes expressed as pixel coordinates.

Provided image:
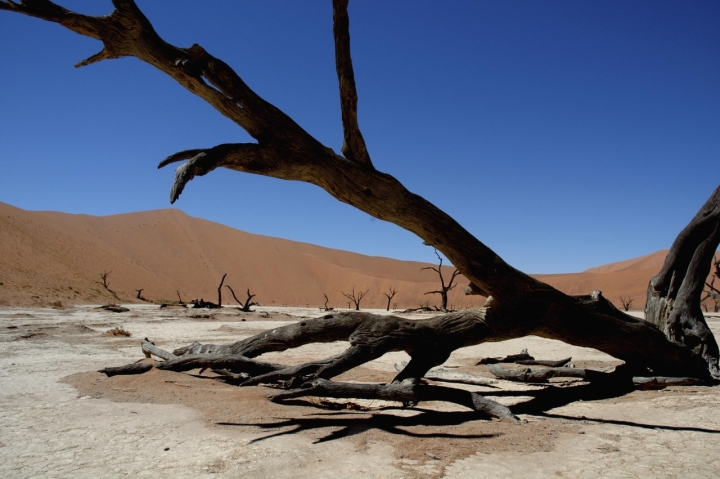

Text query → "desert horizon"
[1,200,700,312]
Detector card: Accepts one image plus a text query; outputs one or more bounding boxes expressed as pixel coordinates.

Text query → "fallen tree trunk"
[2,0,718,420]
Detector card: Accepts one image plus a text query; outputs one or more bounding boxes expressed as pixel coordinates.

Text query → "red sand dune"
[0,201,714,311]
[0,202,476,309]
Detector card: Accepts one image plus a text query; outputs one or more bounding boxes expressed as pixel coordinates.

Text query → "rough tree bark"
[3,0,719,414]
[645,187,720,378]
[422,249,461,312]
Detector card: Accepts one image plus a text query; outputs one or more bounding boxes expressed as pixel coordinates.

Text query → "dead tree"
[176,290,185,305]
[383,287,398,311]
[341,287,368,311]
[226,286,258,312]
[422,249,461,312]
[619,296,634,312]
[96,270,120,300]
[217,273,227,307]
[99,271,111,289]
[189,274,227,309]
[321,294,334,312]
[5,1,720,415]
[135,289,151,302]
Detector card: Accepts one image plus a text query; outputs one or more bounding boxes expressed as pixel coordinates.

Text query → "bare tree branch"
[226,285,258,312]
[341,287,369,311]
[332,0,372,167]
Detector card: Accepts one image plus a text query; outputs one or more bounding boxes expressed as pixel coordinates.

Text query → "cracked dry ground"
[2,305,720,478]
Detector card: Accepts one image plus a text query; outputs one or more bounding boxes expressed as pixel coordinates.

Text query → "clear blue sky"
[1,1,718,273]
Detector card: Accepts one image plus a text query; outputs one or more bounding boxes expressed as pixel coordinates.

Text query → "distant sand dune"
[0,201,715,310]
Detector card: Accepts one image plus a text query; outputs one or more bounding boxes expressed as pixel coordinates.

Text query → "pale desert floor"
[1,305,720,478]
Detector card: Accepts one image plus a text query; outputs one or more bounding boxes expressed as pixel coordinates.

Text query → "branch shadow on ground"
[502,378,637,415]
[217,406,502,444]
[489,380,720,434]
[539,413,720,434]
[210,374,720,439]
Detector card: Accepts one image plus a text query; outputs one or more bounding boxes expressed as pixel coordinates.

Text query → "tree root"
[269,378,519,423]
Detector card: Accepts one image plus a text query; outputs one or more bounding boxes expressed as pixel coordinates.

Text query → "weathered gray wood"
[269,378,519,422]
[395,362,497,386]
[141,338,177,361]
[645,185,720,378]
[488,364,593,383]
[516,358,572,367]
[632,376,705,390]
[99,362,153,377]
[477,349,534,365]
[157,353,284,376]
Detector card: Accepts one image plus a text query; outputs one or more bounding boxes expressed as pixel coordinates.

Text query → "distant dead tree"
[321,294,334,312]
[619,296,634,312]
[422,250,461,312]
[96,270,120,300]
[99,270,111,289]
[190,273,227,309]
[135,289,151,302]
[341,287,369,311]
[383,287,398,311]
[226,285,258,312]
[176,290,185,305]
[217,273,227,306]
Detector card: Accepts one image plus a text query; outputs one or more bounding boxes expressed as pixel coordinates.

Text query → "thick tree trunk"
[645,186,720,378]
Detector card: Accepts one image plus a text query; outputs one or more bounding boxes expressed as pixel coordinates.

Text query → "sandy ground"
[1,305,720,478]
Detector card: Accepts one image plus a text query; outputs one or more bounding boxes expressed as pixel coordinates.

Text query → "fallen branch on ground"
[394,362,497,387]
[269,378,519,422]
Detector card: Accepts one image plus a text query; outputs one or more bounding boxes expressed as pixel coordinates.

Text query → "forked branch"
[422,250,461,311]
[383,287,398,311]
[226,285,258,312]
